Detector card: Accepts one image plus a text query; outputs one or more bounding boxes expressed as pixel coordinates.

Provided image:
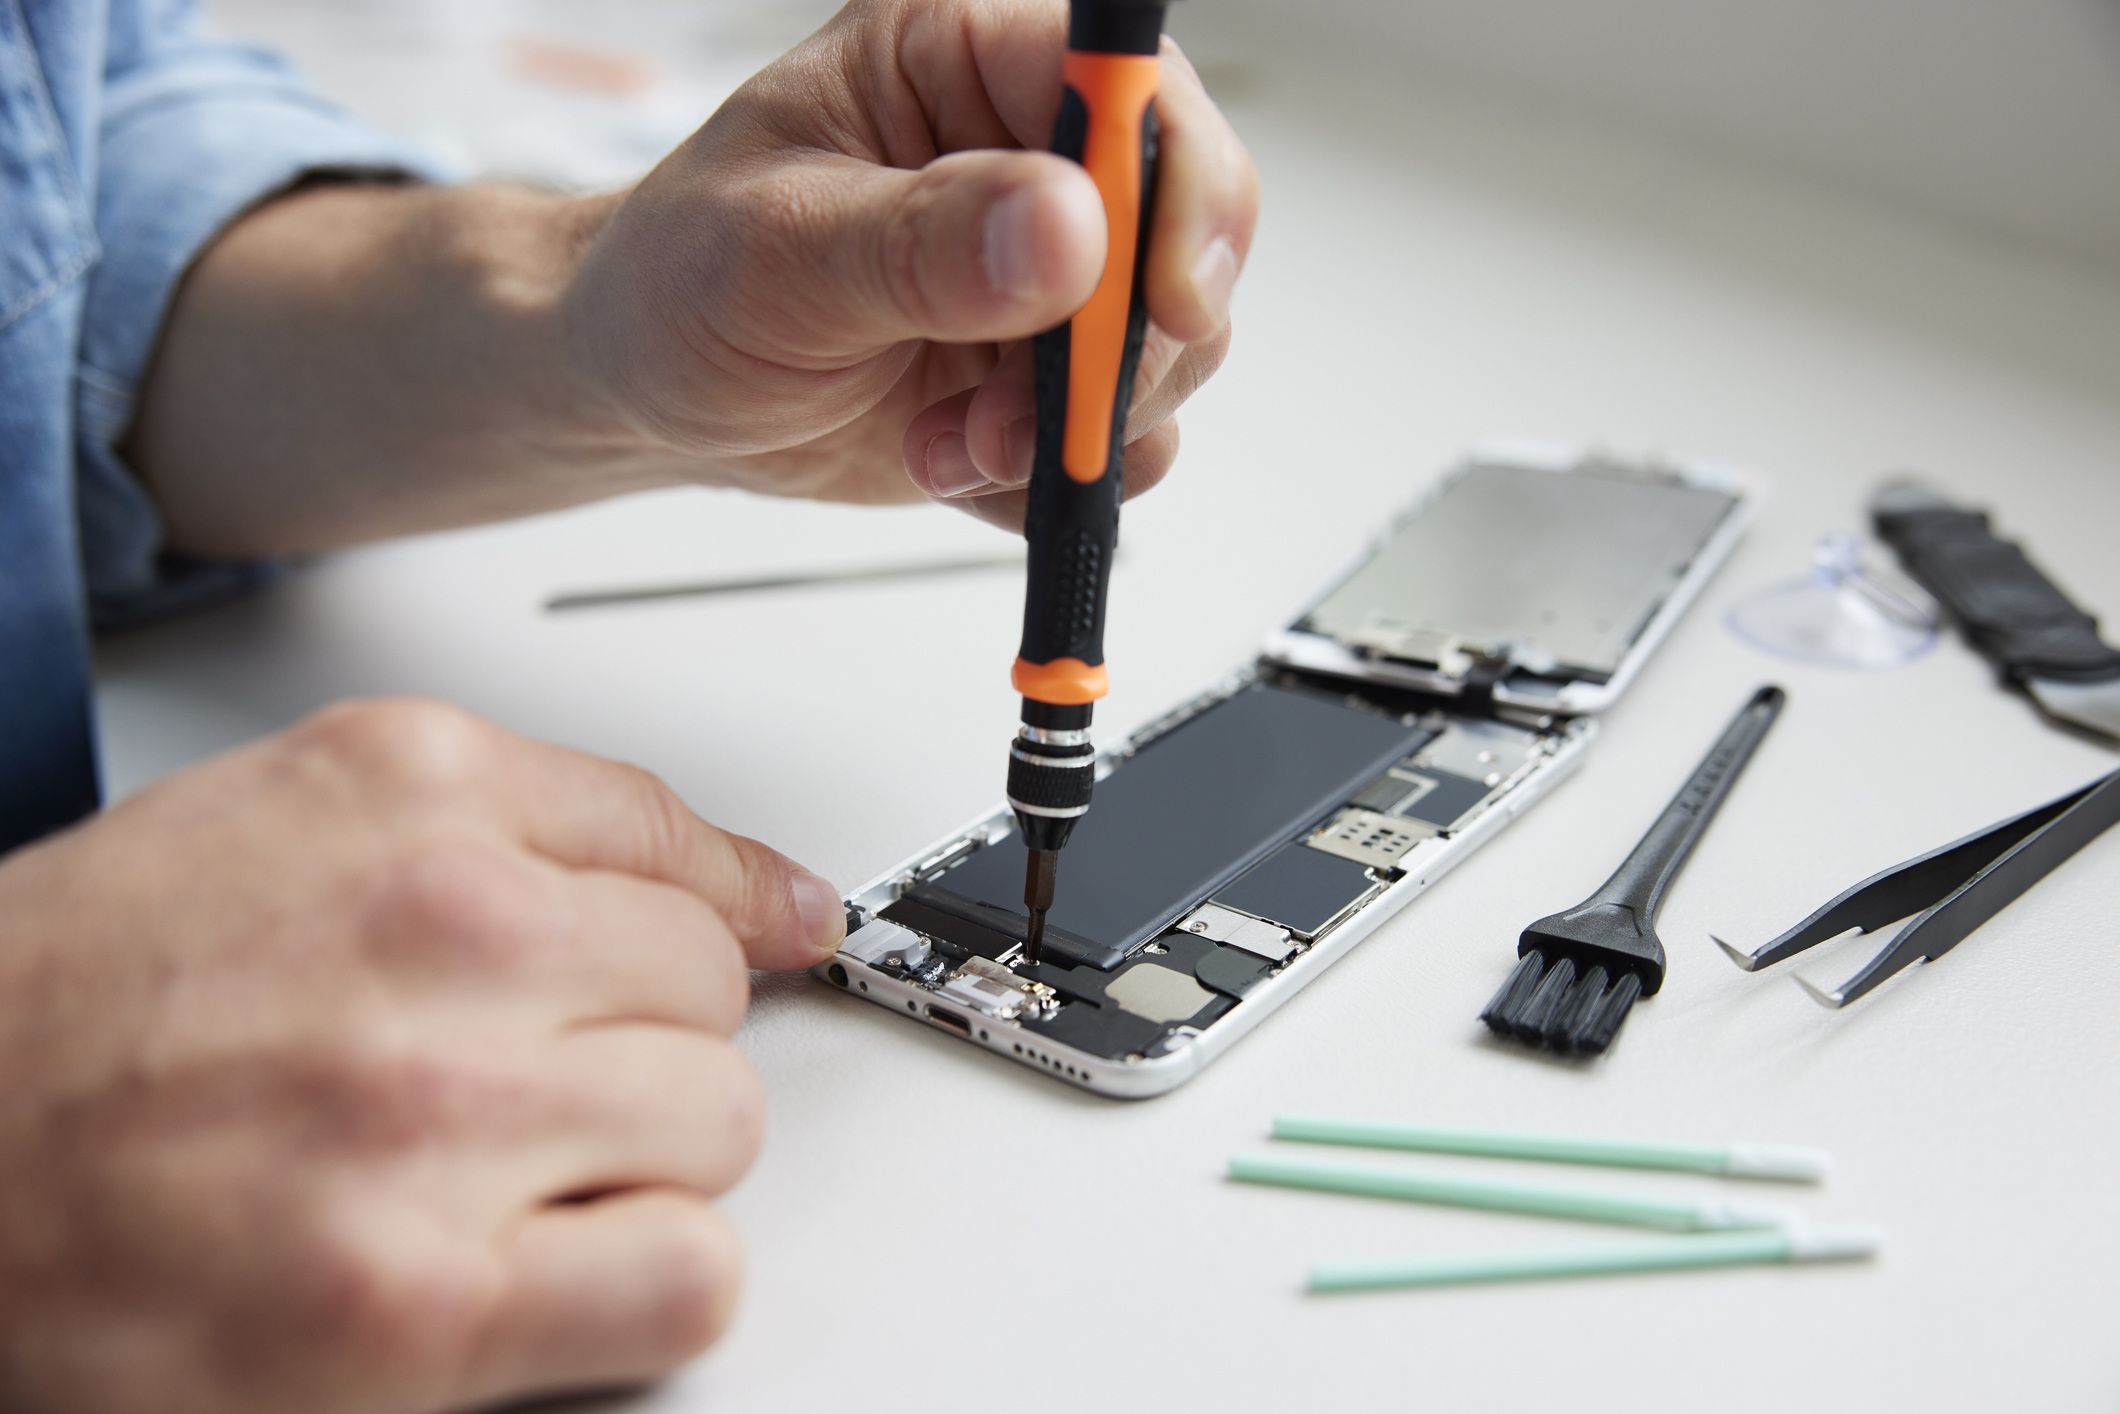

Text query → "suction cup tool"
[1727,533,1938,669]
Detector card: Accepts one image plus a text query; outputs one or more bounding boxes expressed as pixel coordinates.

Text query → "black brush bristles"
[1550,963,1610,1039]
[1477,686,1789,1062]
[1480,951,1644,1057]
[1481,952,1547,1033]
[1576,972,1643,1054]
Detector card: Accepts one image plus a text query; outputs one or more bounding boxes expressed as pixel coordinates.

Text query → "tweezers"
[1714,766,2120,1006]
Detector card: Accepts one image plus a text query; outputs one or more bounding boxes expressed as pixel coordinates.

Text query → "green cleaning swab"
[1308,1224,1885,1293]
[1227,1152,1798,1231]
[1272,1114,1831,1182]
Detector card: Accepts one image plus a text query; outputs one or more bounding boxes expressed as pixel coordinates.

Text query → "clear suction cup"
[1726,533,1939,669]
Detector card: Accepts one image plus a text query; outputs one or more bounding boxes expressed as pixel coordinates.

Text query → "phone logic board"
[821,671,1576,1094]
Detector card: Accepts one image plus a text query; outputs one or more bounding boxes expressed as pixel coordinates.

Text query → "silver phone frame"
[1258,439,1763,715]
[811,440,1755,1097]
[815,672,1593,1098]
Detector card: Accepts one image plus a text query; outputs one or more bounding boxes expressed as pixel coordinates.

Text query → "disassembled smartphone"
[814,440,1761,1096]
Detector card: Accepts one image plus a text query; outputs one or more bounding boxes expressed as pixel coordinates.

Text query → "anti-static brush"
[1479,685,1785,1056]
[1008,0,1172,964]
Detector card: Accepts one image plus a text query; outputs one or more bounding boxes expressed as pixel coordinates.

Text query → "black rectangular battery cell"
[902,682,1431,960]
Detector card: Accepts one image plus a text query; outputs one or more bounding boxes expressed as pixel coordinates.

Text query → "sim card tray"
[1713,767,2120,1007]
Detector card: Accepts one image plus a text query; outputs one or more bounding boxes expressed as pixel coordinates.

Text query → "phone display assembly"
[1262,439,1758,715]
[815,442,1761,1097]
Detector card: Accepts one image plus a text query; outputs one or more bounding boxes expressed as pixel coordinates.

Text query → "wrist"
[450,185,676,478]
[135,179,699,554]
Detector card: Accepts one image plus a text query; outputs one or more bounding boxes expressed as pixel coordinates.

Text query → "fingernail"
[789,869,844,956]
[1191,235,1239,327]
[983,185,1041,302]
[923,431,993,497]
[998,417,1037,486]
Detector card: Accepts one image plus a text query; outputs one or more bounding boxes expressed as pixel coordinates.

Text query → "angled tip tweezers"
[1713,766,2120,1007]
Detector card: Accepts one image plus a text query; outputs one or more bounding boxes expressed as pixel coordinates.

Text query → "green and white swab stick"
[1272,1114,1831,1182]
[1308,1223,1885,1292]
[1228,1152,1798,1231]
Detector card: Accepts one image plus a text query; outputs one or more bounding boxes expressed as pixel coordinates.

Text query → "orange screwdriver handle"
[1011,0,1167,708]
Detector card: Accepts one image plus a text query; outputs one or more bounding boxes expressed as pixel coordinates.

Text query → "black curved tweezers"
[1714,766,2120,1007]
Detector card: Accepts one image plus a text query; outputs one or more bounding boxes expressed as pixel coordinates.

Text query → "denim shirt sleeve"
[75,0,452,628]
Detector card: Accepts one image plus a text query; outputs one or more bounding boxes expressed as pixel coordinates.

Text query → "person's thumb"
[717,147,1107,363]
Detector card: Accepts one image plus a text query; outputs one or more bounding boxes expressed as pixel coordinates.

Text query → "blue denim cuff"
[76,43,453,628]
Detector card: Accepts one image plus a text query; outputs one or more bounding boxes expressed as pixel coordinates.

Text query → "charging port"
[924,1005,971,1035]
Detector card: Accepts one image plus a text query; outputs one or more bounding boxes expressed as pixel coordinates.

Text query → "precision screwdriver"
[1006,0,1172,966]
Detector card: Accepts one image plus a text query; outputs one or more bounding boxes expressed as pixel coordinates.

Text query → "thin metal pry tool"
[1481,686,1786,1056]
[1714,765,2120,1007]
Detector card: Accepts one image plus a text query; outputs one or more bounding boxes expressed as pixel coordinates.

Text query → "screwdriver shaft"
[1024,847,1059,966]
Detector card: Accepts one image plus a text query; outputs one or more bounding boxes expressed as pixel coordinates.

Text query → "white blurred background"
[208,0,2120,276]
[204,0,838,190]
[1204,0,2120,277]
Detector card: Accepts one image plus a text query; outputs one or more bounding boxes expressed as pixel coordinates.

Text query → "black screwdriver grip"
[1017,436,1122,669]
[1015,32,1160,692]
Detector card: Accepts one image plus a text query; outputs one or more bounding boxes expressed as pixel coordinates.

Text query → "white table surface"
[114,8,2120,1411]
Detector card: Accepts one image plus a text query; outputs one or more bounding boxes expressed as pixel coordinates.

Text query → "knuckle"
[320,1040,520,1157]
[365,841,545,973]
[297,698,490,799]
[1199,320,1235,367]
[298,1216,493,1385]
[721,169,800,290]
[621,763,708,878]
[1176,333,1229,401]
[622,888,750,1032]
[1122,420,1180,496]
[1130,335,1225,437]
[1129,327,1186,407]
[710,1044,767,1176]
[879,168,943,330]
[647,1206,744,1357]
[717,168,854,358]
[714,831,798,940]
[339,1049,462,1149]
[691,903,753,1033]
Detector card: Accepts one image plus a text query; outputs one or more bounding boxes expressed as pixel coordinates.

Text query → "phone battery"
[900,682,1431,961]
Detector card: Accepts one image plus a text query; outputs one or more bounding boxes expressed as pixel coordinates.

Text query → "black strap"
[1873,504,2120,683]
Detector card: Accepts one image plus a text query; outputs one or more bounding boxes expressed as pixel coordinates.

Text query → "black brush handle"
[1873,490,2120,684]
[1586,687,1785,924]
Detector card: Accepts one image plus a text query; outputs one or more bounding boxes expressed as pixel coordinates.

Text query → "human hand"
[564,0,1259,530]
[0,701,842,1414]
